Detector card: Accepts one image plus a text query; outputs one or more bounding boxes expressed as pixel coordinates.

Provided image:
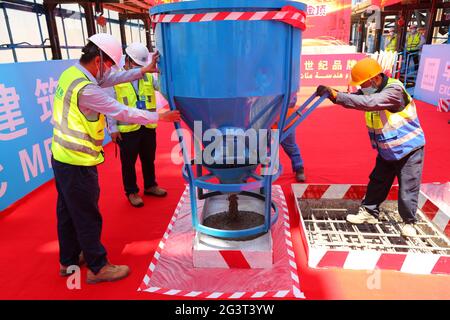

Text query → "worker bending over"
[316,57,425,237]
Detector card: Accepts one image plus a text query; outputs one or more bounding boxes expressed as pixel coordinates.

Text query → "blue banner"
[414,45,450,107]
[0,60,109,211]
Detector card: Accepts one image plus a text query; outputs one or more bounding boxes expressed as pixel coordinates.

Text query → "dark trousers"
[407,50,420,72]
[52,157,107,274]
[118,126,157,195]
[280,132,304,172]
[362,147,424,224]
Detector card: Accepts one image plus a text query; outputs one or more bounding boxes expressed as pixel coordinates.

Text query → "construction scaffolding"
[0,0,156,63]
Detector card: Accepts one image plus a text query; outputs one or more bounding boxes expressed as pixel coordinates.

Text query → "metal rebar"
[298,197,450,255]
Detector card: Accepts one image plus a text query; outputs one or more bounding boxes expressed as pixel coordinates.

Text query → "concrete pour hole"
[298,198,450,255]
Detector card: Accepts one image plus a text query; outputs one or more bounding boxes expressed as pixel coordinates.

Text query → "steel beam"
[81,2,96,37]
[43,1,62,60]
[119,14,127,51]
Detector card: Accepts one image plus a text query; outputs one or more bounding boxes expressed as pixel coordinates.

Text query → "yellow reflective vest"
[51,66,106,166]
[365,78,425,161]
[406,33,421,51]
[385,35,397,52]
[113,73,157,132]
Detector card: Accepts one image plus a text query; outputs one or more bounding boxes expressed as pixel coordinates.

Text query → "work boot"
[86,263,130,284]
[144,186,167,197]
[295,167,306,182]
[346,207,378,224]
[128,193,144,207]
[400,223,417,237]
[59,252,86,277]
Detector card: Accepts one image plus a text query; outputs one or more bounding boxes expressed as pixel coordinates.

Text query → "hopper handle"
[280,92,330,143]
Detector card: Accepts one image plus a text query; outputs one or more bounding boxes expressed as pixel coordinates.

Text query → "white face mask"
[361,80,379,95]
[361,86,378,95]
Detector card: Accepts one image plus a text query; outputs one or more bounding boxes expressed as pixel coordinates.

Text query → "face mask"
[95,60,111,83]
[361,80,379,95]
[361,86,378,95]
[411,29,417,34]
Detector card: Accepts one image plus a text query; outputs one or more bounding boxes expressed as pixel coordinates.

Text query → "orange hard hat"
[349,57,382,86]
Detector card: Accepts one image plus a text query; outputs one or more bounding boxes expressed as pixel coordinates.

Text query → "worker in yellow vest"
[384,27,397,52]
[405,25,426,72]
[106,43,166,207]
[51,33,180,284]
[316,58,425,238]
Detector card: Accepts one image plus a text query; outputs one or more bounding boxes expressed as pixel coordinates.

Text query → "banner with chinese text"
[303,0,352,45]
[0,60,72,211]
[300,53,366,87]
[414,45,450,108]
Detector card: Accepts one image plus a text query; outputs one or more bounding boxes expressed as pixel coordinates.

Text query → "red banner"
[300,53,366,87]
[303,0,352,45]
[381,0,402,8]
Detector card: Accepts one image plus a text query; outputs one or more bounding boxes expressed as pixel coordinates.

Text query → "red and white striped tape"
[217,250,261,269]
[293,184,450,275]
[139,185,305,299]
[276,186,304,299]
[151,6,306,30]
[438,98,449,112]
[195,246,272,269]
[138,187,189,292]
[308,249,450,275]
[292,183,399,201]
[418,193,450,236]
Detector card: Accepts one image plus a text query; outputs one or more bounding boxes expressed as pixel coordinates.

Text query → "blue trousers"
[280,132,304,172]
[52,157,108,274]
[362,147,424,223]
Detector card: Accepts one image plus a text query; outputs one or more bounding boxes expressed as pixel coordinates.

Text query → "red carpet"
[0,100,449,300]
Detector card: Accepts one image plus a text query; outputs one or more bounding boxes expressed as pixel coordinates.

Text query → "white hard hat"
[125,42,150,67]
[88,33,122,66]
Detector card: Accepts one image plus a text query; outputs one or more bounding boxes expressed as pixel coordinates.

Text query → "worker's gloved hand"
[316,85,337,103]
